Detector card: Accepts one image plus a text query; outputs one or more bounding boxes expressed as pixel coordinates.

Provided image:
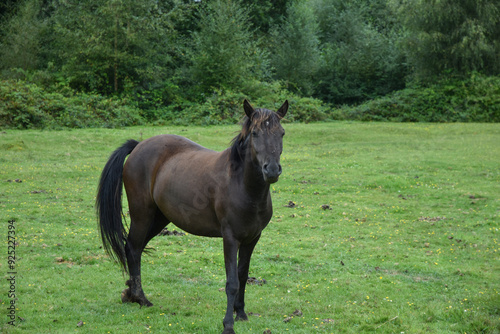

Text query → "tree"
[189,0,265,96]
[50,0,175,94]
[312,0,407,104]
[0,0,20,24]
[240,0,290,34]
[393,0,500,81]
[270,0,320,96]
[0,0,46,76]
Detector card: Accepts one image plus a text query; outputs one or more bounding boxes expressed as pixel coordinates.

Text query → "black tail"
[96,139,139,273]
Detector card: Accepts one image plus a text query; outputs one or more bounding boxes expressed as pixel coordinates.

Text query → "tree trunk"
[114,12,118,93]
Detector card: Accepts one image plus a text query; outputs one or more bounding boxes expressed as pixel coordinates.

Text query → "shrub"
[332,74,500,122]
[252,81,330,123]
[150,83,330,126]
[0,80,143,129]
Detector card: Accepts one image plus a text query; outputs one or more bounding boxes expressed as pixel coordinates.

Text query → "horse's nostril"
[263,164,268,171]
[278,164,282,175]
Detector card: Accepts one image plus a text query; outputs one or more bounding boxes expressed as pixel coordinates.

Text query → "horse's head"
[242,99,288,184]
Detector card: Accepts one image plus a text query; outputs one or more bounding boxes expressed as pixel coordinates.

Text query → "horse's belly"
[154,174,223,237]
[163,201,222,238]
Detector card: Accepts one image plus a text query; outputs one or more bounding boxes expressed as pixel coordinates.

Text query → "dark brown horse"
[96,100,288,334]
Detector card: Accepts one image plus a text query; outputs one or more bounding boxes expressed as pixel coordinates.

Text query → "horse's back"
[137,133,211,157]
[125,134,215,173]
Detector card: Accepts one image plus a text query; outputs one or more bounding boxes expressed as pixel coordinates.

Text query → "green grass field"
[1,122,499,333]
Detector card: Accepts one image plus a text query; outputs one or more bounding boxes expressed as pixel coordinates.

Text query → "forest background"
[1,0,499,128]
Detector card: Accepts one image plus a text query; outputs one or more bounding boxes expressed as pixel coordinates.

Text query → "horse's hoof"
[140,299,154,307]
[121,288,153,307]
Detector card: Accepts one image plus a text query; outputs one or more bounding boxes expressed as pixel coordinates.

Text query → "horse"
[96,99,288,334]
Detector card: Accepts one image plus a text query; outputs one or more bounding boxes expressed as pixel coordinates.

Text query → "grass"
[1,122,499,333]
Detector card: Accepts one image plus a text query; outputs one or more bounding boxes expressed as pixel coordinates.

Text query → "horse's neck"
[241,152,270,202]
[224,146,270,202]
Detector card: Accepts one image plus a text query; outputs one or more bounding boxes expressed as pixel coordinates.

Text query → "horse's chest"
[228,203,272,242]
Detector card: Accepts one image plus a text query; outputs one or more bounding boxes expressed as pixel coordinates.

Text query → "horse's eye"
[252,131,258,137]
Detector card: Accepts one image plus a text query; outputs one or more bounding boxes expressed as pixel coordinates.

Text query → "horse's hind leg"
[122,208,169,307]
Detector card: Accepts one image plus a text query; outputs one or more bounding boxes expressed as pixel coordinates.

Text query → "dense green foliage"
[189,0,265,96]
[0,79,331,128]
[4,73,498,128]
[395,0,500,81]
[1,0,499,128]
[270,0,320,96]
[333,73,500,122]
[312,0,407,104]
[0,80,142,129]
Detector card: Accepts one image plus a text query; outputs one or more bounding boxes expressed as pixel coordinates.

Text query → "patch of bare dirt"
[419,216,447,222]
[158,228,186,236]
[247,277,267,286]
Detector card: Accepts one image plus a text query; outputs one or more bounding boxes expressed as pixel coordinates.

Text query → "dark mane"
[229,109,282,168]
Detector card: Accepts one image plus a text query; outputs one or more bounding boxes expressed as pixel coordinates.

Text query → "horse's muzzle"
[263,163,282,183]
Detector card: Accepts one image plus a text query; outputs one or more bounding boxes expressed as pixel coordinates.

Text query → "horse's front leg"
[222,236,240,334]
[234,234,261,321]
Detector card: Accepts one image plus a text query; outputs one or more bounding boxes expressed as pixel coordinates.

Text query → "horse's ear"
[243,99,255,118]
[277,100,288,118]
